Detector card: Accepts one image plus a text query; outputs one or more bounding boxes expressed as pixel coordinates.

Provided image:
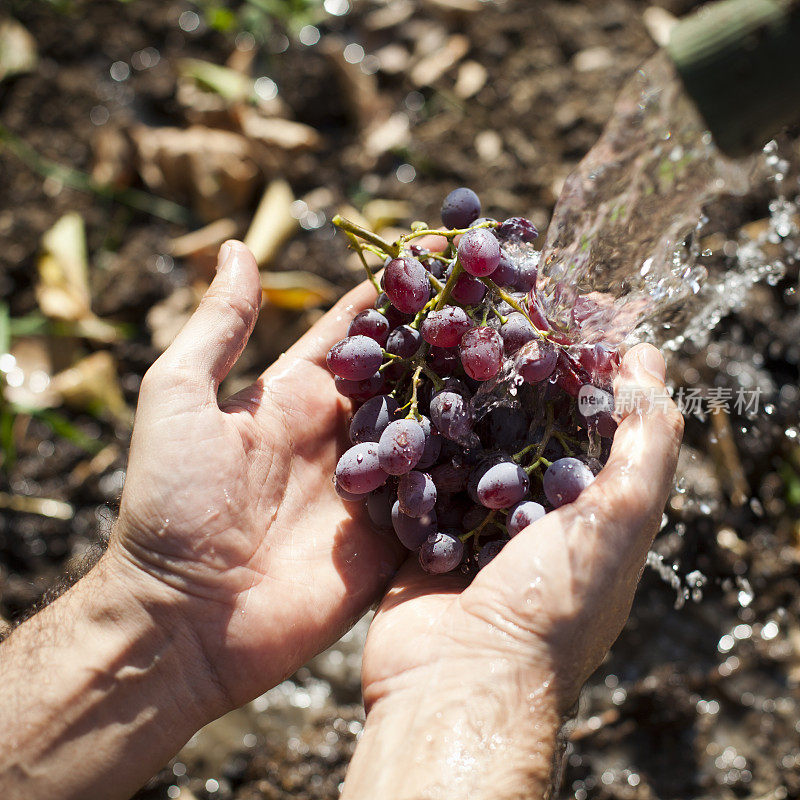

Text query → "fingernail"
[217,242,234,271]
[634,346,666,384]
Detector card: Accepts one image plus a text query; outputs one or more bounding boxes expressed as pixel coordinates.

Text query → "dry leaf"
[50,351,132,427]
[454,60,487,99]
[91,125,135,189]
[170,218,240,279]
[237,109,322,151]
[261,271,337,311]
[2,337,58,410]
[132,125,261,222]
[0,18,37,83]
[243,179,298,266]
[363,113,410,159]
[37,213,91,321]
[410,34,470,87]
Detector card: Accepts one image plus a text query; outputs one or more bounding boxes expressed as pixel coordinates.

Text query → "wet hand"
[107,241,403,714]
[343,344,683,799]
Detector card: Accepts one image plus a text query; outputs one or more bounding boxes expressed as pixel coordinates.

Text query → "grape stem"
[333,215,401,258]
[480,278,551,341]
[435,259,463,310]
[342,231,382,294]
[552,431,575,456]
[459,510,498,543]
[407,365,424,420]
[398,220,497,246]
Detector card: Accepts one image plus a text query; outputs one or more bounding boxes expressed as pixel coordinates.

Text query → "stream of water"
[536,52,797,351]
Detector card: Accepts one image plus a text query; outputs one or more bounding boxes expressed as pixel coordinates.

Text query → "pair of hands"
[109,240,683,795]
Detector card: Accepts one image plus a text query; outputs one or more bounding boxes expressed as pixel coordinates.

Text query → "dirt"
[2,1,800,799]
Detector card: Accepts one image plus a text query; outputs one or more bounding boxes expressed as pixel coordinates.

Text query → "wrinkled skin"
[113,241,404,711]
[360,345,683,716]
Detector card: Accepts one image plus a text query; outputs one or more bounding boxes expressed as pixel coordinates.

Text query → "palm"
[117,272,402,706]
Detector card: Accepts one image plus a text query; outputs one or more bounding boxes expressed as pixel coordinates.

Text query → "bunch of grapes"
[328,188,620,575]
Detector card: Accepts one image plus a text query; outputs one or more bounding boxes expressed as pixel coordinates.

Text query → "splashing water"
[532,52,796,350]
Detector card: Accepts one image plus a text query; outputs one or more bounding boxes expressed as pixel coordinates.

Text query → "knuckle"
[201,289,257,331]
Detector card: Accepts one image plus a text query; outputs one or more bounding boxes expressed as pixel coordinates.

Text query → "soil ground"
[1,1,799,799]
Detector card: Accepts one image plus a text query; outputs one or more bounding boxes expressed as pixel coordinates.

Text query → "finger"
[482,344,682,602]
[578,343,683,568]
[158,241,262,395]
[281,279,380,369]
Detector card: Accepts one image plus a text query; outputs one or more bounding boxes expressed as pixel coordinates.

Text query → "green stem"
[435,260,463,310]
[407,365,424,420]
[459,510,498,543]
[344,231,382,293]
[333,215,400,258]
[480,278,551,340]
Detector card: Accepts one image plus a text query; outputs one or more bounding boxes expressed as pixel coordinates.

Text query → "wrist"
[101,539,234,722]
[344,661,561,800]
[0,547,226,800]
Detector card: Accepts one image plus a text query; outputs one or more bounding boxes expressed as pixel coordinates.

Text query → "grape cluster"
[328,188,619,575]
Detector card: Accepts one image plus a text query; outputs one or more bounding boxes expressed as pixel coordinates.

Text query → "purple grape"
[466,453,509,503]
[476,406,529,450]
[398,470,437,517]
[385,324,423,359]
[476,461,529,509]
[349,395,399,444]
[495,217,538,243]
[458,228,501,277]
[378,419,425,475]
[366,484,394,530]
[441,187,481,229]
[459,327,503,381]
[477,540,505,569]
[419,531,464,574]
[420,306,474,348]
[514,261,538,292]
[451,273,487,305]
[392,502,437,550]
[491,252,519,288]
[430,460,469,493]
[335,442,387,494]
[348,309,390,346]
[430,390,473,441]
[334,479,363,502]
[384,257,431,314]
[428,346,459,376]
[515,339,558,384]
[327,335,384,381]
[543,458,595,507]
[499,312,537,355]
[375,292,411,328]
[416,415,442,469]
[506,501,546,537]
[334,372,384,401]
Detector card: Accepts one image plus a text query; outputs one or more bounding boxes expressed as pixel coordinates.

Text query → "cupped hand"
[343,344,683,798]
[109,241,402,713]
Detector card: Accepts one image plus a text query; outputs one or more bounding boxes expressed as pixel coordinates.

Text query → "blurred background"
[2,1,800,798]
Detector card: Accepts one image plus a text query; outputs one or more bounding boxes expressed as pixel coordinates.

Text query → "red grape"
[459,326,503,381]
[384,257,431,314]
[348,308,390,346]
[457,228,501,277]
[421,306,474,348]
[327,335,384,381]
